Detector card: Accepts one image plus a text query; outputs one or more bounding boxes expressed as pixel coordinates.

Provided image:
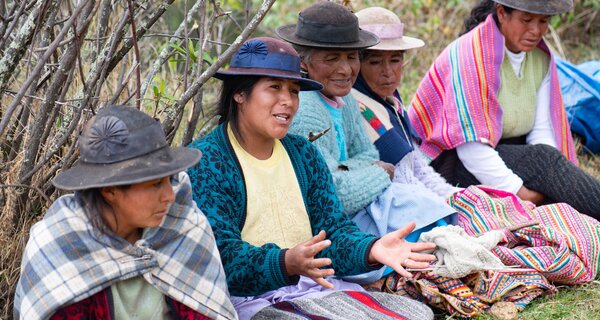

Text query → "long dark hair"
[462,0,514,35]
[75,185,129,235]
[217,75,261,142]
[75,188,113,234]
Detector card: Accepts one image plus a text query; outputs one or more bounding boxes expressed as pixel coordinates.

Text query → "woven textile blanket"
[450,185,600,284]
[384,268,555,318]
[252,291,434,320]
[382,185,599,318]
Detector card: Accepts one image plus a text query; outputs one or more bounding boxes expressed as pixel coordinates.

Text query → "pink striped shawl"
[408,14,577,164]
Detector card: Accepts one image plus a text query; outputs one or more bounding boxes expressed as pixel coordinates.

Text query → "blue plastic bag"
[556,58,600,154]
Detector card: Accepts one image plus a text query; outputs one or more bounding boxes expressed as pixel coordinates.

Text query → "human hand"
[285,230,335,289]
[368,222,437,278]
[516,185,544,205]
[374,161,395,180]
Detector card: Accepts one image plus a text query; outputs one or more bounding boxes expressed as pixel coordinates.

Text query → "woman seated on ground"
[279,2,455,249]
[352,7,460,206]
[14,106,235,319]
[409,0,600,218]
[187,36,436,320]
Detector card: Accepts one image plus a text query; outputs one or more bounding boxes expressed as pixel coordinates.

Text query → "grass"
[456,281,600,320]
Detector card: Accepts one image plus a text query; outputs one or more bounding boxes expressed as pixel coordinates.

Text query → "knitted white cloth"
[419,225,505,278]
[394,150,462,199]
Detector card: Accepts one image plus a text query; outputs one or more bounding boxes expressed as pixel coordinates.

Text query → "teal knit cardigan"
[289,91,391,215]
[187,124,379,296]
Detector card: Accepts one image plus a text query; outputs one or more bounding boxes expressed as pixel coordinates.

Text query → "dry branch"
[163,0,278,141]
[18,0,97,185]
[0,0,91,138]
[140,0,205,98]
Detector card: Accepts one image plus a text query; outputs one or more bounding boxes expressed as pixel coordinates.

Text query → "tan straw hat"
[355,7,424,51]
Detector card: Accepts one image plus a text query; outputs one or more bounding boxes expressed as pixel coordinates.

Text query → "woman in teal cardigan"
[278,2,455,258]
[187,37,436,319]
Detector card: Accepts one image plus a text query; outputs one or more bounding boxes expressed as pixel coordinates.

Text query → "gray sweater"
[289,91,390,215]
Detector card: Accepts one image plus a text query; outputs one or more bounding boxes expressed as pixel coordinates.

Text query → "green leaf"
[169,43,188,56]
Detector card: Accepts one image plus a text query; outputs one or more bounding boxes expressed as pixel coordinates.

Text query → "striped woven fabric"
[252,291,434,320]
[450,186,600,284]
[408,14,577,164]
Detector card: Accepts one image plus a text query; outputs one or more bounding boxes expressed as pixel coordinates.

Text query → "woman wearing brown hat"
[187,36,436,320]
[409,0,600,218]
[14,106,235,319]
[281,1,454,284]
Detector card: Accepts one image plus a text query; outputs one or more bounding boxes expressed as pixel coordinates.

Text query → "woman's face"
[497,6,550,53]
[102,176,175,242]
[236,77,300,142]
[360,50,404,99]
[302,50,360,98]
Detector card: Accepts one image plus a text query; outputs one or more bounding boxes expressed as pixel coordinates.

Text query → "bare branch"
[0,184,50,204]
[18,0,97,184]
[126,0,141,109]
[0,0,57,87]
[181,0,207,146]
[105,0,175,74]
[0,0,92,138]
[163,0,277,141]
[0,0,28,49]
[140,0,205,98]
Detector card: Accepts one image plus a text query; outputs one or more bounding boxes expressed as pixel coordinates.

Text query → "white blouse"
[456,48,556,194]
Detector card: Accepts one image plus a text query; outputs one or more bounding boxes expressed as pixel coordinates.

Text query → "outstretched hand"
[368,222,437,278]
[285,230,335,289]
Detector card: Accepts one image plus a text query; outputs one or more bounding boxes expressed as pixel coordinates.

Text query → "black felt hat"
[276,1,379,50]
[494,0,573,15]
[53,105,202,191]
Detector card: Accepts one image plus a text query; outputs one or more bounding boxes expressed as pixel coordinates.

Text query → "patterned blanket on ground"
[384,268,555,318]
[383,185,600,318]
[451,186,600,283]
[252,291,434,320]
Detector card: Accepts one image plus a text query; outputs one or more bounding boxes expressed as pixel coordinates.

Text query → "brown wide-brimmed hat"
[276,1,379,50]
[355,7,424,51]
[53,105,202,191]
[494,0,573,15]
[214,37,322,91]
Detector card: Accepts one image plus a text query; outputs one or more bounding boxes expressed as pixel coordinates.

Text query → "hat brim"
[214,68,323,91]
[368,36,425,51]
[494,0,573,15]
[52,147,202,191]
[276,25,379,50]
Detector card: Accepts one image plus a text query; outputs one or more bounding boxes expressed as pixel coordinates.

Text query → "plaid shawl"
[14,172,237,320]
[408,14,577,164]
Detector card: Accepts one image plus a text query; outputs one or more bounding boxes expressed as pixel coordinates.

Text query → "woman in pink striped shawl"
[408,0,600,219]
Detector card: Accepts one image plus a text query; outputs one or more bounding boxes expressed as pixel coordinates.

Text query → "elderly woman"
[14,106,235,319]
[409,0,600,218]
[187,36,436,320]
[352,7,460,208]
[280,2,455,256]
